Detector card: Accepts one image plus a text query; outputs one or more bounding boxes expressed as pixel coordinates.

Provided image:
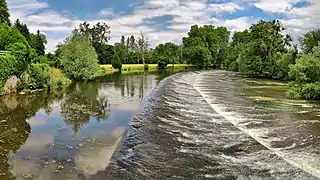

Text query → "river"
[0,71,319,179]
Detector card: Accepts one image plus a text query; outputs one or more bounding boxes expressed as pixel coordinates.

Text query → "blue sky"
[7,0,318,52]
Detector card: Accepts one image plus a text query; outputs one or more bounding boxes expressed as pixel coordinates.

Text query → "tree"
[59,34,99,80]
[30,30,46,56]
[183,46,211,69]
[14,19,31,42]
[153,42,181,68]
[121,36,126,45]
[114,42,128,64]
[126,37,130,49]
[112,53,122,70]
[129,35,137,52]
[74,21,112,64]
[299,29,320,54]
[95,44,114,64]
[0,0,10,25]
[182,25,230,68]
[236,20,292,78]
[137,31,149,64]
[76,21,111,44]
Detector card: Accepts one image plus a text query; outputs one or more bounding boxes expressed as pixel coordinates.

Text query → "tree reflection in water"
[0,93,59,179]
[61,82,110,133]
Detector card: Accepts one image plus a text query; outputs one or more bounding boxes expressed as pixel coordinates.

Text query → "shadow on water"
[0,71,176,180]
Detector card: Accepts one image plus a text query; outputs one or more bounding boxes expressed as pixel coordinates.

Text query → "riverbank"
[0,64,195,97]
[100,64,195,74]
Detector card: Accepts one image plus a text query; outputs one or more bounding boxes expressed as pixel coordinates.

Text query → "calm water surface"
[0,72,170,180]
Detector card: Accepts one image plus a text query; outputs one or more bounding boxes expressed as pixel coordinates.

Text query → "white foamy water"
[194,71,320,179]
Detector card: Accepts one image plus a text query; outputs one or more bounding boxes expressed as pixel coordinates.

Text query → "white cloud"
[7,0,319,52]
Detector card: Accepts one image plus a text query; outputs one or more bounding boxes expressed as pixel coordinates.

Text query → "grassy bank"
[100,64,195,74]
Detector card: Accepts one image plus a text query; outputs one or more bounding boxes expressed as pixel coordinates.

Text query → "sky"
[6,0,319,52]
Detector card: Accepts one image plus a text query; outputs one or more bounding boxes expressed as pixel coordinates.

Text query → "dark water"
[0,72,172,180]
[1,71,320,180]
[104,71,320,180]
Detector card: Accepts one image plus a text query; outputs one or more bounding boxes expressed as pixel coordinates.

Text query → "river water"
[0,71,319,179]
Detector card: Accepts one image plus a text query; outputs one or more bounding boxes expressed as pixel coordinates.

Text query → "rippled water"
[0,72,170,180]
[105,71,320,179]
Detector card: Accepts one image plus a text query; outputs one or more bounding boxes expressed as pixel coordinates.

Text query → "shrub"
[60,35,99,80]
[158,61,167,70]
[32,55,48,64]
[25,63,51,90]
[144,64,149,71]
[228,61,239,72]
[288,83,320,100]
[112,53,122,70]
[0,55,17,94]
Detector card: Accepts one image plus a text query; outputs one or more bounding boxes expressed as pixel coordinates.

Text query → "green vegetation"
[1,0,320,100]
[112,53,122,71]
[59,34,100,80]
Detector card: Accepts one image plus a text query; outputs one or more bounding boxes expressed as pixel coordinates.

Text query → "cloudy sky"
[7,0,319,52]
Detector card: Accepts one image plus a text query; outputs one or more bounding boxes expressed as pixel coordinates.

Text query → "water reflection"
[0,72,168,179]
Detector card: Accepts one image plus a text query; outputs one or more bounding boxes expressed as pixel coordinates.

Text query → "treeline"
[180,21,320,100]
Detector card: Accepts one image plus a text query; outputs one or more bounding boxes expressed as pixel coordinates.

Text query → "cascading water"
[103,71,319,179]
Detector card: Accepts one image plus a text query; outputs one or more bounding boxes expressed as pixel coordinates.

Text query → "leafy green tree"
[182,25,229,68]
[237,20,292,78]
[14,19,31,42]
[59,34,99,80]
[153,43,181,67]
[299,29,320,53]
[25,63,51,90]
[183,46,211,68]
[114,42,128,63]
[288,43,320,99]
[112,53,122,70]
[0,0,10,25]
[29,30,47,56]
[95,43,114,64]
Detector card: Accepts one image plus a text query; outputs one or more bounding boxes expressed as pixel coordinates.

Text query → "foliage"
[288,83,320,100]
[32,55,48,64]
[299,29,320,53]
[153,43,181,66]
[59,34,100,80]
[236,20,292,78]
[144,64,149,71]
[29,30,46,56]
[0,0,10,25]
[183,46,211,68]
[289,54,320,84]
[0,55,17,94]
[14,19,31,42]
[158,60,167,70]
[114,43,128,63]
[95,44,114,64]
[112,53,122,70]
[182,25,230,68]
[25,63,51,90]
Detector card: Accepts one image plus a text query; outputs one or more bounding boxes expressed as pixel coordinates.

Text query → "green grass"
[100,64,195,75]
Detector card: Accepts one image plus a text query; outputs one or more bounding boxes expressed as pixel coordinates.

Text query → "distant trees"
[153,43,181,68]
[299,29,320,54]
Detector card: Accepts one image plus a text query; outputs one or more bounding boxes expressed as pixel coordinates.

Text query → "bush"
[158,61,167,70]
[288,54,320,83]
[228,61,239,72]
[32,55,48,64]
[60,35,99,80]
[112,53,122,70]
[288,83,320,100]
[144,64,149,71]
[0,55,17,94]
[24,63,51,90]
